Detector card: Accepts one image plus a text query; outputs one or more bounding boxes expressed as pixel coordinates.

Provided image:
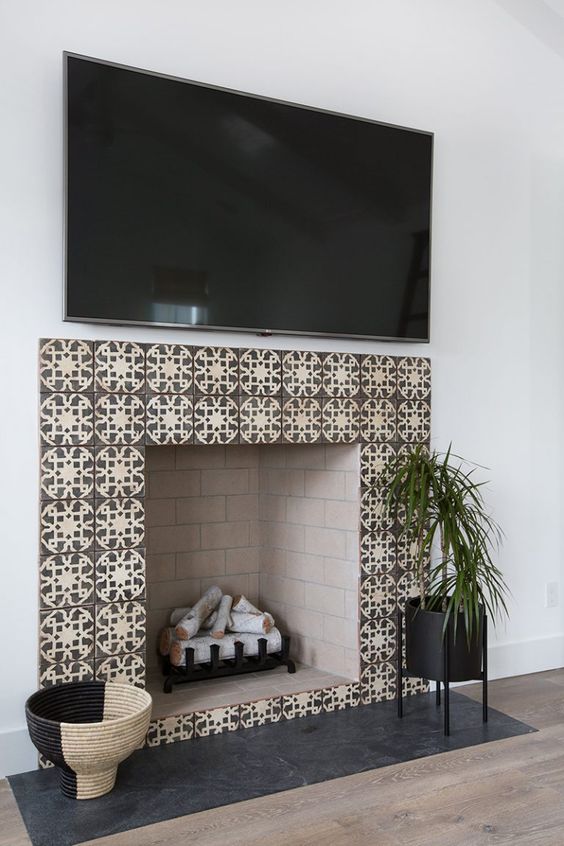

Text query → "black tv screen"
[65,54,432,341]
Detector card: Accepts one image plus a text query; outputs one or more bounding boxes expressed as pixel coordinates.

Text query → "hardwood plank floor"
[3,669,564,846]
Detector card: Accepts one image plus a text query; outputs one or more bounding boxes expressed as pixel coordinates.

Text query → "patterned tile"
[39,660,94,688]
[95,498,144,550]
[95,394,145,445]
[397,400,431,443]
[40,447,94,500]
[194,347,238,395]
[282,351,322,397]
[281,689,323,720]
[239,349,282,396]
[359,574,397,619]
[194,396,238,444]
[239,697,283,728]
[359,617,396,663]
[146,715,194,747]
[96,601,146,657]
[240,396,282,444]
[360,443,397,488]
[402,675,429,697]
[360,488,394,532]
[397,533,425,571]
[322,683,361,712]
[40,394,93,446]
[322,398,359,443]
[360,661,396,704]
[194,705,240,737]
[40,339,93,392]
[360,355,397,399]
[39,607,95,664]
[360,531,396,576]
[146,344,193,394]
[322,352,360,397]
[95,341,145,393]
[397,569,420,607]
[282,397,322,443]
[96,548,145,602]
[360,399,396,443]
[40,499,94,554]
[397,357,431,400]
[95,446,145,498]
[146,394,193,444]
[95,653,146,687]
[39,553,95,609]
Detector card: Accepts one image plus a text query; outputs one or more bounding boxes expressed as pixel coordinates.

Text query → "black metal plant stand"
[396,612,488,736]
[161,634,296,694]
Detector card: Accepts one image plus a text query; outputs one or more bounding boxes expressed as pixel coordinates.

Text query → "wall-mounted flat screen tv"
[65,53,433,341]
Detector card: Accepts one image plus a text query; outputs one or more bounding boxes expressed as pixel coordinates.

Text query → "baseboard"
[0,726,37,778]
[487,632,564,680]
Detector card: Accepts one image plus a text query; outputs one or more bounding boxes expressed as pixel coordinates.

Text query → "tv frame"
[63,51,434,343]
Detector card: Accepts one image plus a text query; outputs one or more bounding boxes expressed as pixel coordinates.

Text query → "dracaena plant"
[383,444,508,640]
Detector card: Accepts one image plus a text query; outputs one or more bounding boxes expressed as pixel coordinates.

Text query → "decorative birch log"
[159,627,176,656]
[212,595,233,639]
[169,607,191,627]
[228,610,274,634]
[175,586,222,640]
[169,629,283,667]
[232,595,262,615]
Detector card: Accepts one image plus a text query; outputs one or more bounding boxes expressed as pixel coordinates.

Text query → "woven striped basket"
[26,681,152,799]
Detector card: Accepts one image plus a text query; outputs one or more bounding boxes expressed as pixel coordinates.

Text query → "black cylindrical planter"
[405,597,483,682]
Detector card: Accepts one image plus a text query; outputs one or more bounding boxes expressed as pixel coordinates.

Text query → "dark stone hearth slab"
[8,691,534,846]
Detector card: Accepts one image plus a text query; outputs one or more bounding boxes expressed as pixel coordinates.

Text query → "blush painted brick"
[176,495,226,524]
[201,521,250,550]
[149,470,201,499]
[201,468,250,496]
[145,499,176,527]
[305,526,347,558]
[286,496,325,527]
[305,582,346,617]
[147,524,201,554]
[226,494,259,522]
[175,549,226,580]
[305,470,345,500]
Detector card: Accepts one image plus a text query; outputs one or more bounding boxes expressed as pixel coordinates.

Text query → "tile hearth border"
[38,339,431,748]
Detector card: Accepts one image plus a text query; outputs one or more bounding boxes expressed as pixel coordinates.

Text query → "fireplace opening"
[145,443,360,718]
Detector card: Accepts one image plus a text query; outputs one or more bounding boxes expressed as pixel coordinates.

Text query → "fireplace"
[39,340,430,744]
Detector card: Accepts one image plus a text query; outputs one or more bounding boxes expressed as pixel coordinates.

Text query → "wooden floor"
[3,669,564,846]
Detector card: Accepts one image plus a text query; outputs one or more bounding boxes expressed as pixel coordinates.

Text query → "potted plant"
[383,444,508,690]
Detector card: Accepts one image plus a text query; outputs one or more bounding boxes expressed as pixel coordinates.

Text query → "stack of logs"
[159,586,282,667]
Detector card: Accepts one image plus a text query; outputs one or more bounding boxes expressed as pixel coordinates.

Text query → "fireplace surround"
[39,340,430,745]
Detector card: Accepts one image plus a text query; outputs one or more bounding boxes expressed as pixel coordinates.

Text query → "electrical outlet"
[545,582,559,608]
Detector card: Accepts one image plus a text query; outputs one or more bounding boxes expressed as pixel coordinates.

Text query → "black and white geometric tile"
[397,357,431,401]
[194,705,240,737]
[194,347,238,395]
[360,399,397,443]
[40,499,94,554]
[281,689,324,720]
[39,553,95,609]
[40,339,94,393]
[239,349,282,396]
[39,607,95,665]
[322,352,360,398]
[95,341,145,394]
[40,394,94,446]
[282,397,322,443]
[146,394,193,445]
[95,394,145,445]
[397,400,431,443]
[194,396,238,444]
[95,446,145,498]
[95,653,146,687]
[95,601,146,657]
[360,355,397,399]
[282,351,322,397]
[40,447,94,500]
[146,344,193,394]
[239,396,282,444]
[146,715,194,746]
[95,498,145,550]
[95,548,145,602]
[239,697,283,728]
[322,398,360,443]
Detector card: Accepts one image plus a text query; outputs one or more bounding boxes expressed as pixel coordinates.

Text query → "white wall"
[2,0,564,776]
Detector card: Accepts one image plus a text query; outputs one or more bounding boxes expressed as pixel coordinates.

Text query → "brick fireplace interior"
[145,442,360,717]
